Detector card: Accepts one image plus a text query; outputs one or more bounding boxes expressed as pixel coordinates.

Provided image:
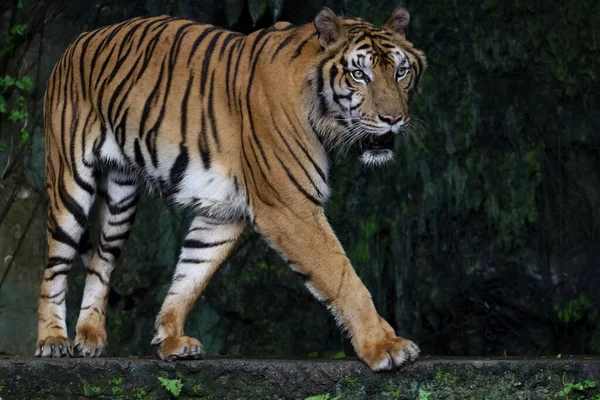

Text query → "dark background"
[0,0,598,359]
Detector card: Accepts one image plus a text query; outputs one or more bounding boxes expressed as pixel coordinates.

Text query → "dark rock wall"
[0,0,598,359]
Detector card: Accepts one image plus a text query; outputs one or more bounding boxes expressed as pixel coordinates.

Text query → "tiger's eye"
[396,67,409,81]
[351,70,366,81]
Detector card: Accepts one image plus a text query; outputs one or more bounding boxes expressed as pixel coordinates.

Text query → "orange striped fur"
[37,6,426,371]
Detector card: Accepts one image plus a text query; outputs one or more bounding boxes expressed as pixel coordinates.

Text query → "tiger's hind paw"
[35,336,74,358]
[156,336,204,361]
[75,324,107,357]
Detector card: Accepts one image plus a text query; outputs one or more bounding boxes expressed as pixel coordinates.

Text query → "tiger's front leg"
[152,216,245,360]
[255,206,419,371]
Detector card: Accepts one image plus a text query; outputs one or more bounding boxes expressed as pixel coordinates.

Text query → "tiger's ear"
[384,6,410,36]
[314,7,343,49]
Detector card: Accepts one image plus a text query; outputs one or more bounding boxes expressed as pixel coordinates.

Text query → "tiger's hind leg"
[152,216,245,360]
[75,170,139,357]
[36,143,97,357]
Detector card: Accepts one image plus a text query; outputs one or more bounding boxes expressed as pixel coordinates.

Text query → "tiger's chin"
[356,131,395,166]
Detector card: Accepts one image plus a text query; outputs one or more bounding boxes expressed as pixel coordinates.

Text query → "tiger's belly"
[94,128,248,222]
[170,167,248,221]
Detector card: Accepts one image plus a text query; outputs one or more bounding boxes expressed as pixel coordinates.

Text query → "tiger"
[36,5,426,371]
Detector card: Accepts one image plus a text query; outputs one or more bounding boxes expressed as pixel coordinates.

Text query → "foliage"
[305,394,340,400]
[555,295,594,323]
[157,377,183,398]
[418,389,433,400]
[0,1,32,159]
[558,377,599,399]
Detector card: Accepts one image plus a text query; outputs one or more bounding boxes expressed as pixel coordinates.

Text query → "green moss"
[192,383,203,393]
[434,367,458,384]
[81,381,101,397]
[132,388,148,399]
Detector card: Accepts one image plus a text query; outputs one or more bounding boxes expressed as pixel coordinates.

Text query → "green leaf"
[8,110,27,121]
[10,24,28,36]
[157,377,182,398]
[0,141,7,151]
[268,0,284,21]
[305,395,331,400]
[17,0,25,9]
[225,0,245,27]
[21,127,29,142]
[3,75,16,87]
[330,351,346,359]
[248,0,267,25]
[16,76,33,91]
[0,94,6,113]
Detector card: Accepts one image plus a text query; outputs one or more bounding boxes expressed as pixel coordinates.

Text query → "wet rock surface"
[0,356,599,399]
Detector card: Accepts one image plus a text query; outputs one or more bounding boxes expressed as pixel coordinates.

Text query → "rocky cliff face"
[0,0,598,359]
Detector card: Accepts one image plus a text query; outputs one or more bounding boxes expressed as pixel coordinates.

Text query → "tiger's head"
[306,6,426,166]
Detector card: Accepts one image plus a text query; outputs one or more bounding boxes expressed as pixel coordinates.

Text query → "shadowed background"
[0,0,598,359]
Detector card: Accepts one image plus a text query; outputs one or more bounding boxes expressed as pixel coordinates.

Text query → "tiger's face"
[310,7,426,166]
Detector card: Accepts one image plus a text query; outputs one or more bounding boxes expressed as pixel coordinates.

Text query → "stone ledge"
[0,356,599,399]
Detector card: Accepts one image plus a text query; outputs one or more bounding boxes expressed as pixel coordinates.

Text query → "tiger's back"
[45,16,309,221]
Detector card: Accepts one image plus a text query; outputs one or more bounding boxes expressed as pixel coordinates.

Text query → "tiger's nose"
[378,114,404,125]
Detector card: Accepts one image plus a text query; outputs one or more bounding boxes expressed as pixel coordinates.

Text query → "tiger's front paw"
[35,335,74,358]
[359,336,420,372]
[156,336,204,361]
[75,324,107,357]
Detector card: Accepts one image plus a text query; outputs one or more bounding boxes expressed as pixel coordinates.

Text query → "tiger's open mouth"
[357,131,395,154]
[356,131,395,165]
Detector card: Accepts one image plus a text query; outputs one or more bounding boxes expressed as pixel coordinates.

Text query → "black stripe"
[272,116,323,197]
[134,139,146,168]
[87,268,108,285]
[199,106,212,170]
[170,145,189,189]
[102,230,131,242]
[45,270,69,281]
[207,70,221,151]
[187,27,217,65]
[218,32,242,61]
[225,40,241,110]
[245,36,272,171]
[280,107,327,184]
[108,213,137,227]
[50,223,79,249]
[40,289,66,299]
[291,32,317,60]
[107,195,139,215]
[183,239,233,248]
[98,242,122,260]
[47,257,73,268]
[179,258,210,264]
[231,40,247,107]
[200,31,224,95]
[271,33,297,62]
[275,154,322,207]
